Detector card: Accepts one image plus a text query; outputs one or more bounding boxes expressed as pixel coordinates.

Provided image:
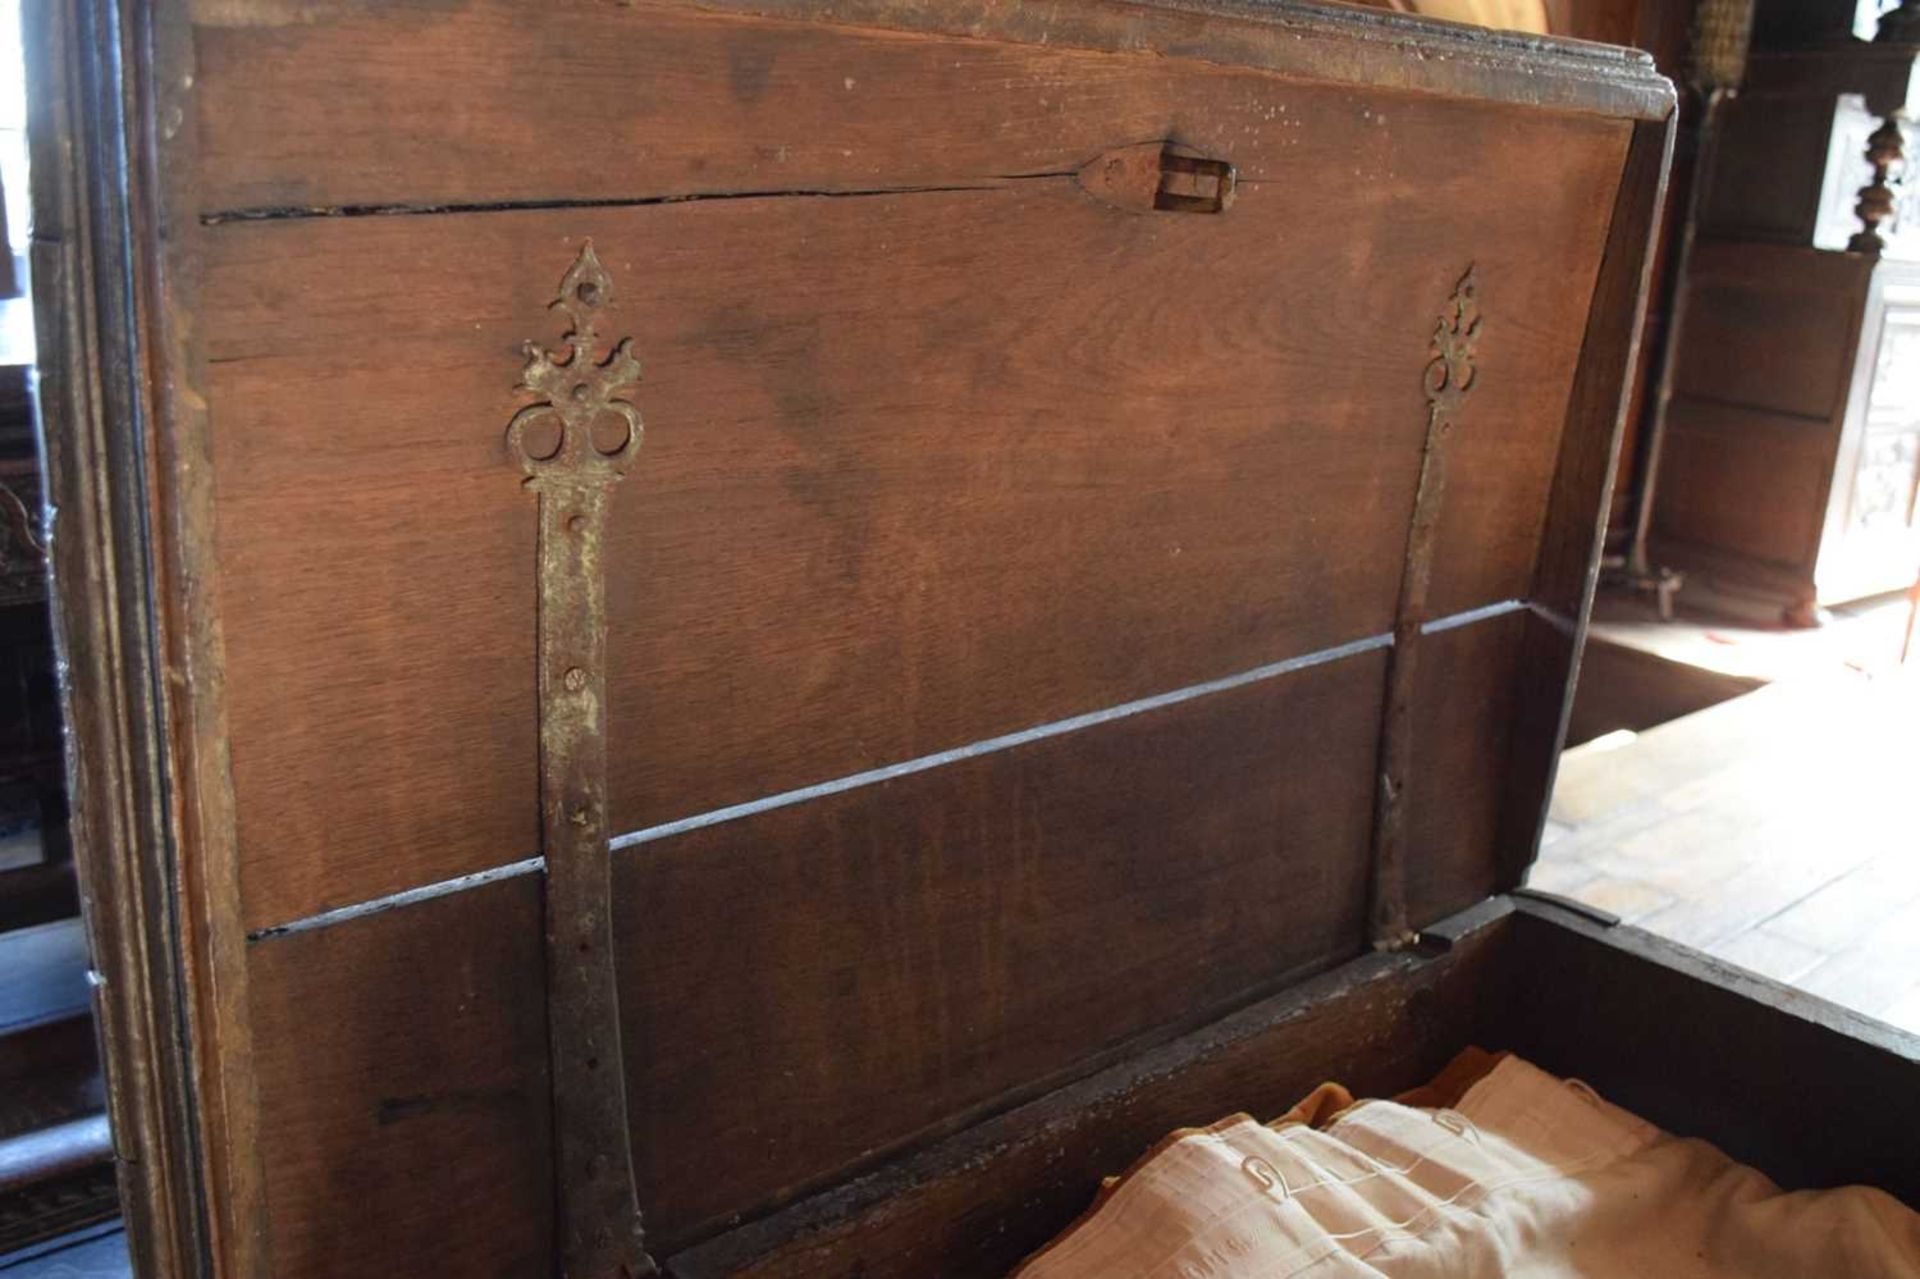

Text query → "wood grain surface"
[1671,250,1866,423]
[1498,117,1670,887]
[671,907,1515,1279]
[247,647,1388,1268]
[185,0,1659,216]
[618,645,1384,1242]
[247,875,553,1279]
[1404,610,1525,929]
[205,103,1623,930]
[1656,400,1836,569]
[41,0,1684,1273]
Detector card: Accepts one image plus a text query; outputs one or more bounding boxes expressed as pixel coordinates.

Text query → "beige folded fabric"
[1013,1056,1920,1278]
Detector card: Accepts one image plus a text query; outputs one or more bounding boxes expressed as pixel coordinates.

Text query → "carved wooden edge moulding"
[1370,265,1482,949]
[1850,115,1909,256]
[508,242,655,1279]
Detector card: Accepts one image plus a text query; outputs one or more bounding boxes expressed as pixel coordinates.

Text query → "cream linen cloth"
[1013,1056,1920,1277]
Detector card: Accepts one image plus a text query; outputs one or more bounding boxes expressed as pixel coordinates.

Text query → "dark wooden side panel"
[618,649,1384,1247]
[247,876,552,1279]
[1699,94,1834,243]
[1669,246,1868,422]
[669,905,1516,1279]
[204,92,1625,932]
[1497,901,1920,1207]
[1499,116,1672,888]
[1530,118,1674,623]
[1655,400,1837,571]
[1648,245,1873,591]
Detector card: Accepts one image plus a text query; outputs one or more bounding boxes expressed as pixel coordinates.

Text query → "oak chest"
[28,1,1919,1276]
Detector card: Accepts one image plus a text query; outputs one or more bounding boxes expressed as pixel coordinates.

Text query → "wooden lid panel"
[207,98,1626,933]
[618,644,1387,1242]
[187,0,1667,219]
[247,643,1388,1271]
[28,0,1674,1270]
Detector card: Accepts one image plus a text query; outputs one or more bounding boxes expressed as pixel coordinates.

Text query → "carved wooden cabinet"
[1653,42,1920,620]
[26,2,1919,1278]
[1828,261,1920,603]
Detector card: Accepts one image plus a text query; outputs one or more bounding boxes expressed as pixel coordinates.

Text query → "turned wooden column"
[1856,0,1920,255]
[1849,112,1907,254]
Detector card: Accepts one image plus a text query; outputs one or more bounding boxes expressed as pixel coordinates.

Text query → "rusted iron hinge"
[508,242,655,1278]
[1370,266,1482,950]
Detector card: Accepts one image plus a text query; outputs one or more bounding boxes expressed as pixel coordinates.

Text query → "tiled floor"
[1536,666,1920,1037]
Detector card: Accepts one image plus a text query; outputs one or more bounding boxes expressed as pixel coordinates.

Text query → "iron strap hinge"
[509,242,655,1279]
[1370,266,1482,950]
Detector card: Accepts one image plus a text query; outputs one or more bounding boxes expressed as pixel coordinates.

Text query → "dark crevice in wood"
[197,173,1077,227]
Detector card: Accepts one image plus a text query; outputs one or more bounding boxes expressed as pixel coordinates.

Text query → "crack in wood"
[198,173,1077,226]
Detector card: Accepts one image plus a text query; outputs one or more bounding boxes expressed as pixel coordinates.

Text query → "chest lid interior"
[104,0,1676,1271]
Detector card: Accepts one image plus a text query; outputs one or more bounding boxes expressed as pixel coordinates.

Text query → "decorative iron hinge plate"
[1371,266,1482,950]
[508,242,655,1278]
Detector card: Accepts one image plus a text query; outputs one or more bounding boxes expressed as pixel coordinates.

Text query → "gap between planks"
[196,165,1327,226]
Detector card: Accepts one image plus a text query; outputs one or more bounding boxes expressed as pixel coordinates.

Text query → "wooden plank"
[1671,245,1872,421]
[1497,115,1672,888]
[1500,899,1920,1206]
[1403,608,1526,931]
[246,875,553,1279]
[205,109,1625,931]
[243,647,1390,1273]
[1653,399,1838,570]
[619,647,1384,1245]
[668,902,1515,1279]
[185,0,1666,217]
[1530,117,1674,619]
[0,1015,103,1157]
